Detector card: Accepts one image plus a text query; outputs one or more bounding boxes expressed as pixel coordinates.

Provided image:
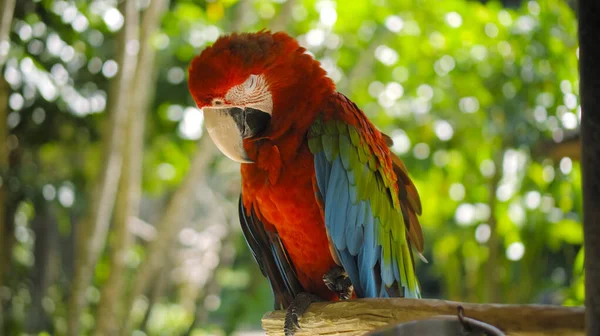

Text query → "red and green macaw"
[188,31,424,323]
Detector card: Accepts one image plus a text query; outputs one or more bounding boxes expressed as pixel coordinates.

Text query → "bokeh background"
[0,0,582,335]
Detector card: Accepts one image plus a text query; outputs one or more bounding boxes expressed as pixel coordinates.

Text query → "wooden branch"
[533,133,581,161]
[262,298,585,336]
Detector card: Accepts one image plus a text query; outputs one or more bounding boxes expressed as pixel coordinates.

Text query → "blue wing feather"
[326,157,349,251]
[358,249,375,297]
[310,106,421,299]
[363,206,377,268]
[346,200,365,256]
[314,145,416,298]
[315,152,330,196]
[338,249,361,295]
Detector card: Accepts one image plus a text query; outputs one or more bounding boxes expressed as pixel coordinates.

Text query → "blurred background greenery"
[0,0,582,335]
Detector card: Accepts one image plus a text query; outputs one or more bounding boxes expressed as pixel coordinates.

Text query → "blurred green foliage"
[1,0,582,335]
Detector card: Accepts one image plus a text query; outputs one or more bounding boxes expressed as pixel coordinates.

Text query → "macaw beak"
[202,106,271,163]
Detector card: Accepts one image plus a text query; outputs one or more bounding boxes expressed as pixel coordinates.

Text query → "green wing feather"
[309,94,423,298]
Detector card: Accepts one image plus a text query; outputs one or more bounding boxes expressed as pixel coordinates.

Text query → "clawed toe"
[284,292,322,336]
[323,266,354,300]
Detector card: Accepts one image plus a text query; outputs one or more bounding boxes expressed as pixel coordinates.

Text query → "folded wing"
[308,93,423,299]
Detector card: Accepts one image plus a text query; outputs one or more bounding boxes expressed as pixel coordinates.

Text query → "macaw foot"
[323,266,354,300]
[284,292,322,336]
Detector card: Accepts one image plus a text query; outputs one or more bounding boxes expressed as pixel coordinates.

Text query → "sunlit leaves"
[549,219,582,248]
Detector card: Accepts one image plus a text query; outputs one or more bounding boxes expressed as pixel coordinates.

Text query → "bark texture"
[262,298,585,336]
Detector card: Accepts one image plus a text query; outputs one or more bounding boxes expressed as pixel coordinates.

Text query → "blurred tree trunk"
[183,187,238,335]
[120,135,216,335]
[0,77,9,290]
[578,0,600,334]
[0,78,8,334]
[25,200,58,333]
[66,1,139,335]
[94,0,167,333]
[184,236,236,336]
[138,264,168,333]
[0,0,15,66]
[61,215,76,290]
[339,27,389,94]
[485,150,503,303]
[0,0,16,331]
[270,0,295,32]
[231,0,251,32]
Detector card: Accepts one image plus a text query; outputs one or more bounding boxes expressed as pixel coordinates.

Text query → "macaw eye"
[244,74,258,91]
[212,98,224,106]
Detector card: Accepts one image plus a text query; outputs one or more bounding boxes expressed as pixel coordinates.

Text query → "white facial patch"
[224,74,273,114]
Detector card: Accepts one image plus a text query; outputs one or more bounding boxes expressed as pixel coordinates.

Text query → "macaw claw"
[323,266,354,300]
[284,292,322,336]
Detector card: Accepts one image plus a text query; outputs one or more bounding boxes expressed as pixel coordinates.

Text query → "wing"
[308,93,423,299]
[238,196,304,309]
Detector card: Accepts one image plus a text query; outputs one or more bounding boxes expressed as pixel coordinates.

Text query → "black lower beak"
[229,107,271,139]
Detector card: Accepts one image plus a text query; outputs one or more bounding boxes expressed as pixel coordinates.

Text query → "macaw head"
[188,31,334,163]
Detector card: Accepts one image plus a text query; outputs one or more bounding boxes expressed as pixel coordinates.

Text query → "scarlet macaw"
[188,31,424,332]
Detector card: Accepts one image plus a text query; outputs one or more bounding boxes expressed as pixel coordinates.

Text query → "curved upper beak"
[203,106,271,163]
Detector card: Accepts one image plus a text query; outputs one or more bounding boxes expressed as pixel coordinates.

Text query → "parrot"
[187,31,424,334]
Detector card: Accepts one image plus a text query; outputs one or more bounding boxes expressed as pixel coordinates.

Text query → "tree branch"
[262,299,585,336]
[533,133,581,161]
